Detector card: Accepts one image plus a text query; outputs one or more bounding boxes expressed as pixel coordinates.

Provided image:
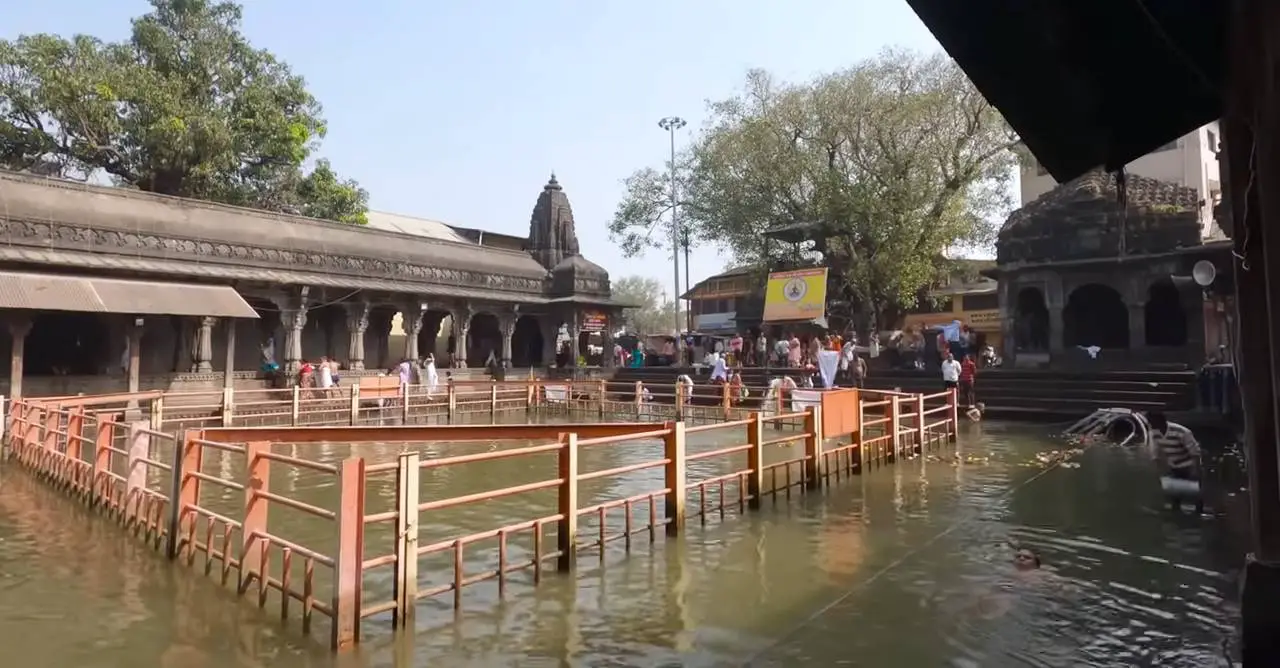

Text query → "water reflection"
[0,420,1238,666]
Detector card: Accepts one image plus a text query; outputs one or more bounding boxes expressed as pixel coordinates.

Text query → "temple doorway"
[1013,287,1050,351]
[1064,284,1129,349]
[467,313,501,367]
[511,315,543,367]
[26,312,111,376]
[1144,280,1188,347]
[416,311,448,362]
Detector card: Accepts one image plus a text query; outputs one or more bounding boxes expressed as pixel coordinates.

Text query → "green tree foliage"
[0,0,368,224]
[609,49,1017,329]
[610,275,684,335]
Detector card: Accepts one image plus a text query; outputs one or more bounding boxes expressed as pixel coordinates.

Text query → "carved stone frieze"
[0,217,545,294]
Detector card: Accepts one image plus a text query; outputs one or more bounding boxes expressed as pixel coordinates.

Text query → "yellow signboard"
[763,268,829,322]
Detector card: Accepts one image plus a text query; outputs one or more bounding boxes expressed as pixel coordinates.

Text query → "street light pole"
[658,116,687,360]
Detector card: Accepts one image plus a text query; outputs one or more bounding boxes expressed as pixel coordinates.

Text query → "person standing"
[940,351,961,392]
[852,352,868,389]
[958,354,977,408]
[1147,411,1201,481]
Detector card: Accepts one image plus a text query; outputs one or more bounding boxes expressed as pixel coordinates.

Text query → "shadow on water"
[0,418,1241,667]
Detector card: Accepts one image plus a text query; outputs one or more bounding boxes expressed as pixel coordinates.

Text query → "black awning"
[905,0,1227,183]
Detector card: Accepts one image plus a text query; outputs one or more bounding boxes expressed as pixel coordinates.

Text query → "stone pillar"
[127,317,143,394]
[567,312,582,365]
[190,316,217,372]
[539,318,559,367]
[402,303,426,362]
[1127,302,1145,348]
[272,288,309,375]
[345,302,370,371]
[601,313,616,369]
[452,304,472,368]
[7,315,32,399]
[498,311,517,369]
[223,319,236,389]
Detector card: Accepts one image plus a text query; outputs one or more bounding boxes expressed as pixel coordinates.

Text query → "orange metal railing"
[1,381,959,652]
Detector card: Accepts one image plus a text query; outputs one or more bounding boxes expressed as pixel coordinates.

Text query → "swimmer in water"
[1013,547,1041,571]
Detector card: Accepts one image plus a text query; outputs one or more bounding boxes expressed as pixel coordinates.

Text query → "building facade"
[682,267,759,335]
[994,170,1232,370]
[0,171,623,398]
[1019,122,1222,234]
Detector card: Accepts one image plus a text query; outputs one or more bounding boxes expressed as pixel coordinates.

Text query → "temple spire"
[527,172,579,270]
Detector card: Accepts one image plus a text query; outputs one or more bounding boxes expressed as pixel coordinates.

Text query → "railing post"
[746,412,764,509]
[775,387,785,431]
[176,429,205,557]
[92,417,116,506]
[333,456,366,650]
[164,430,186,559]
[721,382,731,419]
[556,433,579,572]
[240,441,272,593]
[221,387,234,426]
[491,380,499,417]
[393,451,420,628]
[915,394,927,450]
[634,381,643,418]
[674,383,684,421]
[447,380,457,421]
[0,394,7,445]
[889,398,902,458]
[349,385,361,425]
[126,421,150,522]
[401,382,411,423]
[598,379,607,416]
[65,407,85,485]
[291,386,301,426]
[803,405,823,490]
[663,420,686,535]
[948,387,959,442]
[149,395,164,431]
[853,399,864,474]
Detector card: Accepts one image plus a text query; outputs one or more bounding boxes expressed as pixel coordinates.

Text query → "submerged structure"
[992,170,1233,370]
[0,170,624,398]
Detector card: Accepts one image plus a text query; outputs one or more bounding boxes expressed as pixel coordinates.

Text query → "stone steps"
[608,366,1197,418]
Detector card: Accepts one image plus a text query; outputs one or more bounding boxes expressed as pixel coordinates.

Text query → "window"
[1207,130,1218,154]
[961,293,1000,312]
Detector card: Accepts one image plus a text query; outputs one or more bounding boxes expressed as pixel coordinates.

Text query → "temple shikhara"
[0,170,622,398]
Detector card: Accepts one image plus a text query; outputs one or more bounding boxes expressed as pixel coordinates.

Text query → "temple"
[0,170,624,398]
[991,169,1233,370]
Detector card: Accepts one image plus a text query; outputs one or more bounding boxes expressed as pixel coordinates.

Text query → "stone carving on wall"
[0,218,545,294]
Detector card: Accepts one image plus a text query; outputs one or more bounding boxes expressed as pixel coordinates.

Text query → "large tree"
[609,49,1017,330]
[0,0,368,224]
[610,275,684,335]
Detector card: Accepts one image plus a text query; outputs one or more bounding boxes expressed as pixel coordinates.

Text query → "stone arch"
[1144,280,1188,347]
[511,315,543,367]
[467,313,502,367]
[1064,283,1129,349]
[26,312,111,376]
[1013,287,1050,351]
[416,310,449,362]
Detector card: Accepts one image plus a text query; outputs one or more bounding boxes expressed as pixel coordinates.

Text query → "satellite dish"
[1192,260,1217,287]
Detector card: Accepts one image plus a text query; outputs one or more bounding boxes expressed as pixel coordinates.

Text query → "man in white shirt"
[940,351,961,391]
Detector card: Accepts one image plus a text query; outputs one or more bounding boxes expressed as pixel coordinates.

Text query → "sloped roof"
[0,170,548,280]
[365,211,473,244]
[1002,169,1200,233]
[904,0,1227,182]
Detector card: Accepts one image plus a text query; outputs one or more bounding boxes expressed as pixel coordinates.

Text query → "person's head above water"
[1014,548,1041,571]
[1147,410,1169,433]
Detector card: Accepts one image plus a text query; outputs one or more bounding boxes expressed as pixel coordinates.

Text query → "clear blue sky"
[7,0,944,300]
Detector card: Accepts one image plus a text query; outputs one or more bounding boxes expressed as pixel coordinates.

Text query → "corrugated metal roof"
[365,211,475,244]
[0,248,550,305]
[0,270,260,318]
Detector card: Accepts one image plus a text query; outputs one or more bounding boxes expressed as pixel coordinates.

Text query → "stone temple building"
[0,170,623,398]
[991,170,1234,370]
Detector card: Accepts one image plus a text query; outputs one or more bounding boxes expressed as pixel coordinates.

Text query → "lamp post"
[658,116,687,358]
